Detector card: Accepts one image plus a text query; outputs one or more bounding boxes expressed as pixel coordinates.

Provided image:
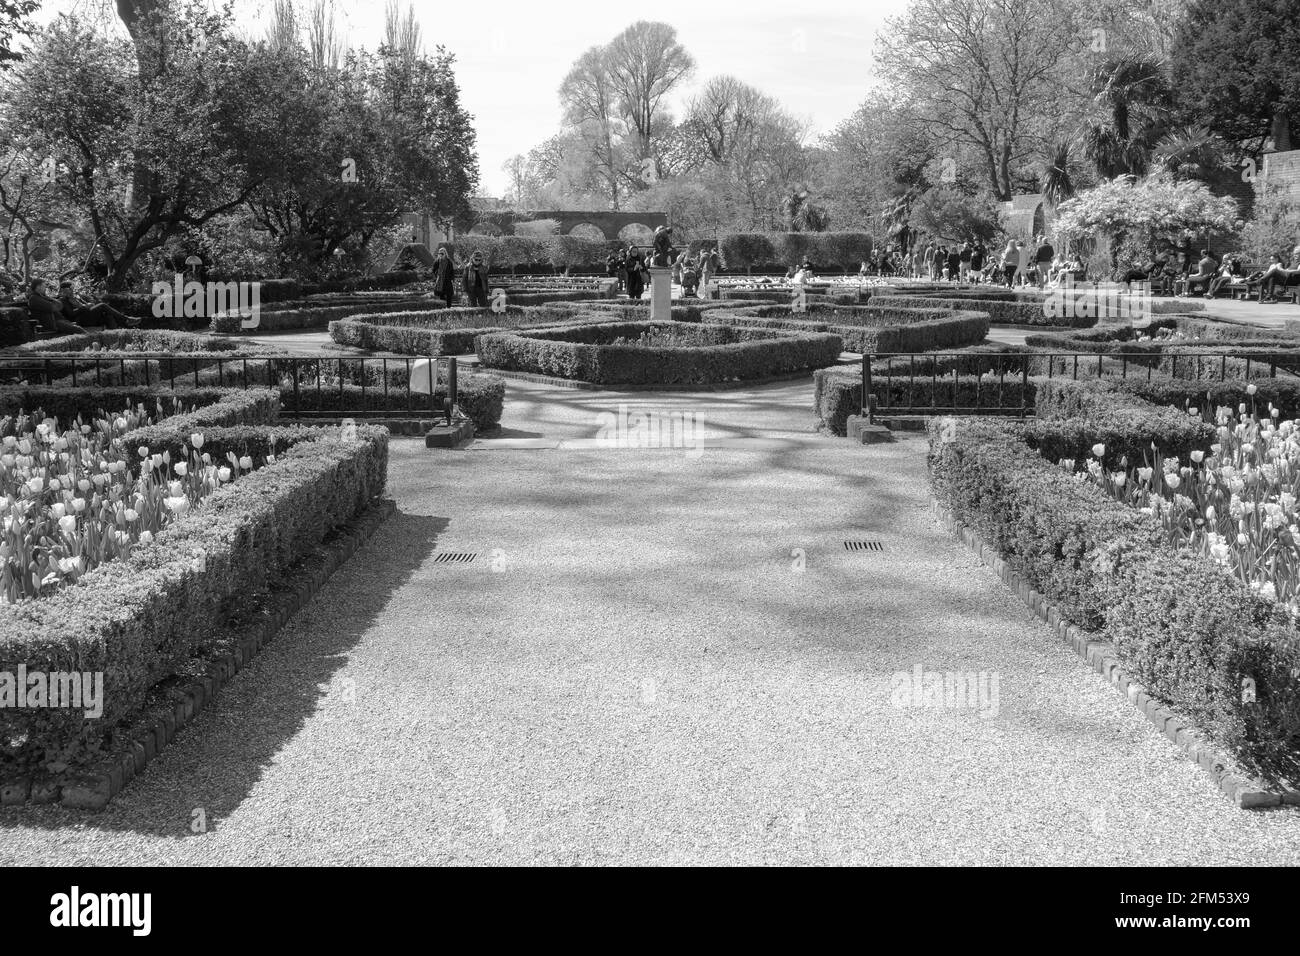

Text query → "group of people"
[426,246,494,308]
[605,245,722,299]
[903,237,1064,288]
[0,270,140,336]
[1167,245,1300,302]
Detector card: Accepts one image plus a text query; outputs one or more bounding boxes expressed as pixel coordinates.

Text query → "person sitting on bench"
[1180,249,1218,295]
[1206,255,1244,298]
[1257,245,1300,303]
[28,278,87,336]
[58,280,140,328]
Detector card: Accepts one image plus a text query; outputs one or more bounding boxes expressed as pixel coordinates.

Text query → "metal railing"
[0,351,462,423]
[861,350,1298,421]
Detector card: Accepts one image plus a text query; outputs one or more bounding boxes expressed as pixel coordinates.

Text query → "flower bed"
[0,416,389,778]
[929,415,1300,780]
[705,303,990,353]
[1,408,251,602]
[476,318,843,386]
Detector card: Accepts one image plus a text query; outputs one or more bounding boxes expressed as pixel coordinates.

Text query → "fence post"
[1021,361,1029,418]
[447,357,458,426]
[862,354,874,425]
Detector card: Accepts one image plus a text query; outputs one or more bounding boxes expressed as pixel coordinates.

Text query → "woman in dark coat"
[432,246,457,307]
[625,249,648,300]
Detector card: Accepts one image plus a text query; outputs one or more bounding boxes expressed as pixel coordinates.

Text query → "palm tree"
[783,185,829,232]
[1041,141,1077,206]
[1150,126,1228,182]
[1083,53,1171,178]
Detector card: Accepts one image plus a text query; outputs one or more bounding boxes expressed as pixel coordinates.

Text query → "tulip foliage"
[1071,386,1300,614]
[0,404,265,603]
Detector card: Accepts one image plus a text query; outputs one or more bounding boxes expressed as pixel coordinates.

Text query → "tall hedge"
[719,232,873,272]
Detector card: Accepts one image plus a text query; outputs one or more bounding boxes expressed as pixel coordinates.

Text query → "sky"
[35,0,912,196]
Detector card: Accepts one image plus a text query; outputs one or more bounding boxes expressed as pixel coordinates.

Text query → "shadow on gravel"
[0,510,448,840]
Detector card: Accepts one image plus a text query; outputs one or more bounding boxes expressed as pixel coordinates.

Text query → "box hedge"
[0,421,389,777]
[928,416,1300,779]
[476,319,843,386]
[872,293,1096,328]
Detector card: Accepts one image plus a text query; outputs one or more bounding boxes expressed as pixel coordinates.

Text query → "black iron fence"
[0,352,462,423]
[862,350,1300,420]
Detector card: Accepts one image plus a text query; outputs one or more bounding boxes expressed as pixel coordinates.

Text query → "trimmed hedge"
[209,297,431,334]
[476,319,843,386]
[705,303,990,353]
[0,387,279,436]
[872,293,1096,328]
[718,232,873,272]
[0,422,389,776]
[813,368,1034,435]
[1025,379,1215,469]
[928,417,1300,779]
[279,374,505,430]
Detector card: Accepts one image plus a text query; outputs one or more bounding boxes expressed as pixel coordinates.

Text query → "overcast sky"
[38,0,911,195]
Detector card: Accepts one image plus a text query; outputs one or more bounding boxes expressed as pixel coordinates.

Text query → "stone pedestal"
[846,415,894,444]
[425,420,474,448]
[648,267,673,322]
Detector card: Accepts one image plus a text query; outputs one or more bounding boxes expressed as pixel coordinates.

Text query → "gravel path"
[3,380,1300,865]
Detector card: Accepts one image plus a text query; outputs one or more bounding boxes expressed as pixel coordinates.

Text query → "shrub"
[476,319,843,386]
[928,416,1300,779]
[813,368,1035,435]
[872,293,1097,327]
[279,373,505,430]
[705,303,990,353]
[209,297,431,334]
[0,422,389,776]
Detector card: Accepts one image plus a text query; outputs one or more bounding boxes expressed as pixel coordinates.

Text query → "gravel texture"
[2,379,1299,865]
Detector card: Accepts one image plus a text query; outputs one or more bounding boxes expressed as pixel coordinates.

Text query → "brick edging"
[0,498,397,811]
[931,499,1299,810]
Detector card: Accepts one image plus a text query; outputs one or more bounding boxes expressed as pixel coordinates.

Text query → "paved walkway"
[2,377,1299,865]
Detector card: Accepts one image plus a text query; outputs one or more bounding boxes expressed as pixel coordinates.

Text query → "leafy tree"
[1053,175,1239,273]
[1169,0,1300,153]
[908,187,1002,245]
[0,0,38,70]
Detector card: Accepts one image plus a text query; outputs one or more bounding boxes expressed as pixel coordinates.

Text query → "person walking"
[431,246,457,307]
[946,245,961,283]
[1000,240,1018,287]
[959,242,973,283]
[1034,235,1055,288]
[462,251,491,308]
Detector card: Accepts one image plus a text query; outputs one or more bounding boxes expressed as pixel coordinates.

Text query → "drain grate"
[433,552,478,564]
[844,540,885,552]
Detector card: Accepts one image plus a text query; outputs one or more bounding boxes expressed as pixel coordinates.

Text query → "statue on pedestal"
[651,226,674,267]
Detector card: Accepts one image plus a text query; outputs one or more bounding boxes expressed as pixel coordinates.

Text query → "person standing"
[1000,240,1018,287]
[946,245,961,283]
[1014,240,1031,286]
[431,246,457,307]
[958,242,973,283]
[969,243,985,284]
[462,251,491,308]
[625,248,648,299]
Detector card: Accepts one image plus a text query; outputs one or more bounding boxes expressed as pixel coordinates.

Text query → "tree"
[909,187,1003,244]
[0,0,38,70]
[874,0,1078,201]
[1053,175,1239,274]
[1082,52,1170,179]
[781,184,829,232]
[1040,140,1078,206]
[603,21,695,185]
[1169,0,1300,153]
[558,45,624,209]
[5,12,287,289]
